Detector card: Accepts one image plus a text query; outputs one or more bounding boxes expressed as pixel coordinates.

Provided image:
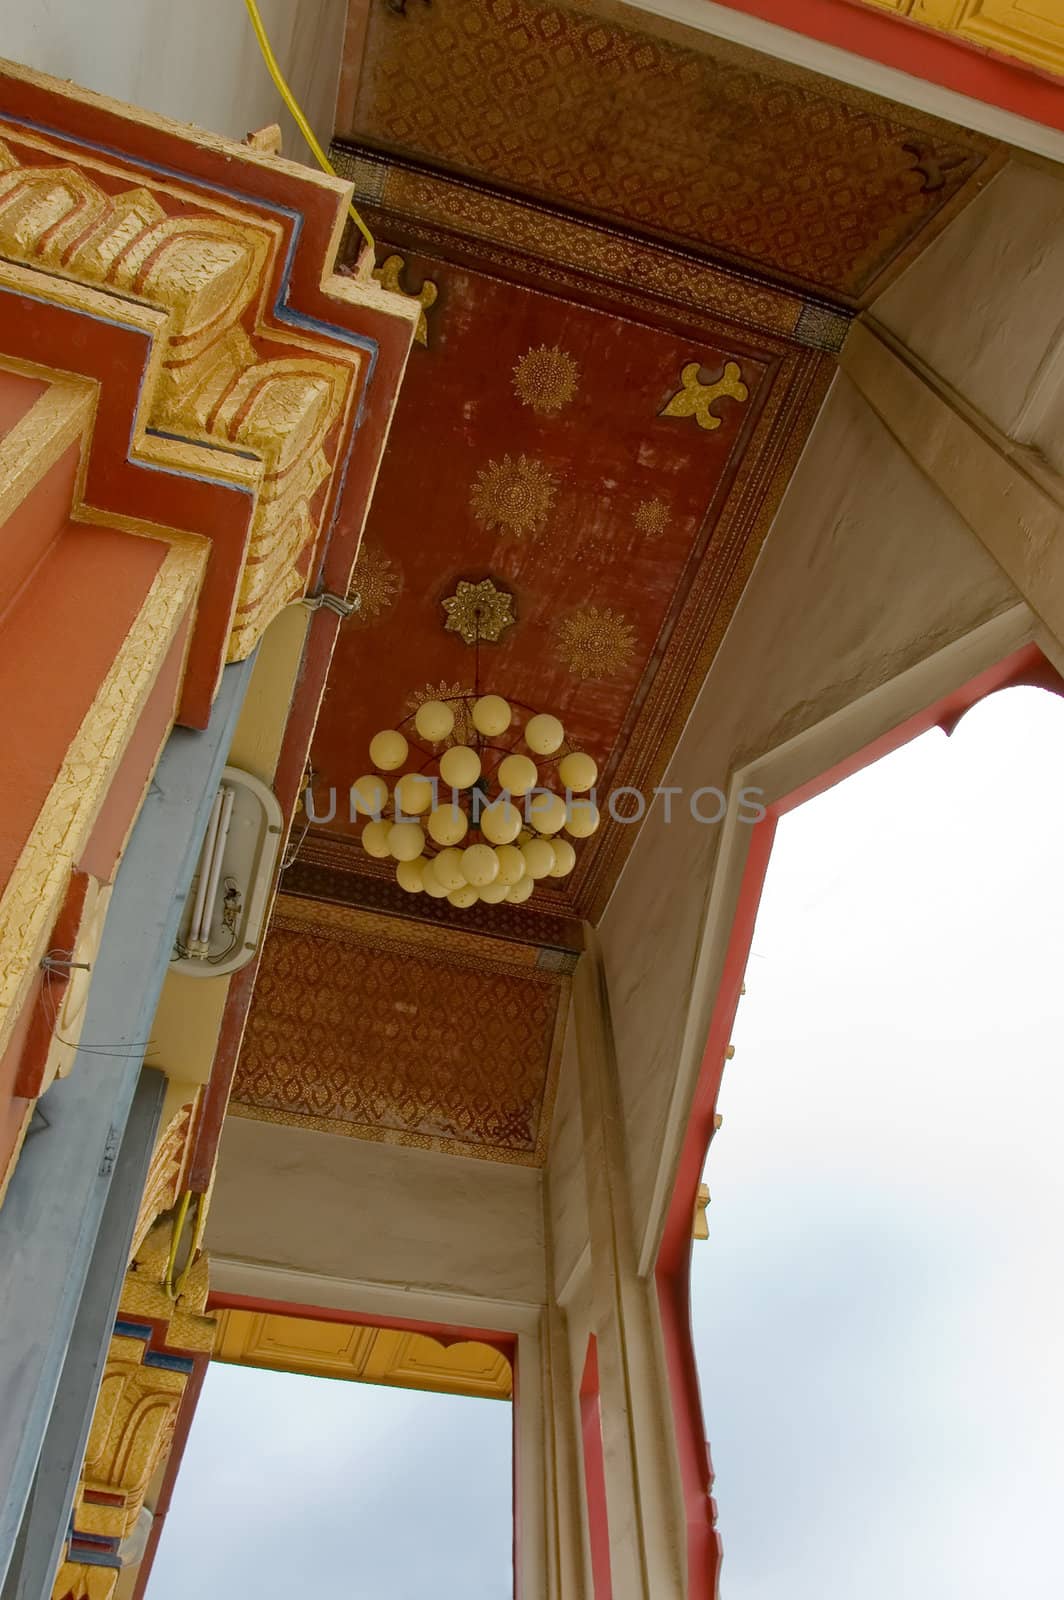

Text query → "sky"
[690,686,1064,1599]
[149,686,1063,1598]
[148,1366,514,1598]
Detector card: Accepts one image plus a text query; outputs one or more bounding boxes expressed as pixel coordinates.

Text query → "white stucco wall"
[0,0,346,150]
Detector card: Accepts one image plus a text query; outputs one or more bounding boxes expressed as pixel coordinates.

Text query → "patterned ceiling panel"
[230,896,570,1165]
[304,243,829,920]
[339,0,998,304]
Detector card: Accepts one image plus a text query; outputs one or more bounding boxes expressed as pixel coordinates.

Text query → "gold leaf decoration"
[470,454,557,538]
[661,360,748,431]
[512,344,580,415]
[442,578,516,645]
[349,544,402,624]
[633,497,670,539]
[556,606,637,680]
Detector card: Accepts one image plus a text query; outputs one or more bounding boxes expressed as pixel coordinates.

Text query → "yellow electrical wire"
[164,1190,193,1300]
[243,0,376,256]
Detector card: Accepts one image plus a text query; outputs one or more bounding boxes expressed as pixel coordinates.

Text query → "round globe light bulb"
[522,837,556,879]
[396,858,426,893]
[361,819,392,859]
[369,729,408,771]
[525,713,564,755]
[550,839,577,877]
[565,801,600,839]
[462,842,500,887]
[351,773,389,817]
[507,875,535,904]
[421,861,450,899]
[439,745,481,790]
[427,804,468,847]
[558,751,598,793]
[478,880,510,904]
[472,695,512,737]
[414,700,455,742]
[394,772,434,816]
[432,848,466,892]
[387,822,425,861]
[448,884,479,909]
[527,790,567,836]
[479,799,522,846]
[498,753,538,796]
[495,845,526,886]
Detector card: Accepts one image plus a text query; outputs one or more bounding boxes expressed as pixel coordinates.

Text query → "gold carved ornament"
[441,577,516,645]
[0,135,357,659]
[51,1217,215,1600]
[372,253,438,346]
[661,361,749,431]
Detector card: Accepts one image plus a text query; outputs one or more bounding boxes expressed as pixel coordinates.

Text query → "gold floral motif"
[406,681,477,745]
[371,253,438,347]
[633,497,670,539]
[441,577,515,645]
[470,454,556,537]
[556,606,637,680]
[349,543,403,623]
[661,361,749,431]
[512,344,579,415]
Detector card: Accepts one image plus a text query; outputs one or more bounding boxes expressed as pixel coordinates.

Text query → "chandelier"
[353,580,599,909]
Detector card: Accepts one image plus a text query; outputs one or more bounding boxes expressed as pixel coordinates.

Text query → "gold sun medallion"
[470,454,557,538]
[512,344,580,415]
[633,497,670,539]
[556,606,637,680]
[348,545,402,624]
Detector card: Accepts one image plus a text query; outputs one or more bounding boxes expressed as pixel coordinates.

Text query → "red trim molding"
[705,0,1064,133]
[579,1337,613,1600]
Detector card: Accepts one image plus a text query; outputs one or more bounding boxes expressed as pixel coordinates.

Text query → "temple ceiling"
[334,0,999,306]
[232,0,1003,1164]
[229,896,571,1165]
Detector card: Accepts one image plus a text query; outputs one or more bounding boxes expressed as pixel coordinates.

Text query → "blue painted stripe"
[112,1320,153,1342]
[142,1351,196,1375]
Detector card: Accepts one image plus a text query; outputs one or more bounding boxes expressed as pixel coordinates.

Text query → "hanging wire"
[242,0,377,255]
[39,950,156,1058]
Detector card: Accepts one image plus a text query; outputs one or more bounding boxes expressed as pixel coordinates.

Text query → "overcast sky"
[149,686,1062,1598]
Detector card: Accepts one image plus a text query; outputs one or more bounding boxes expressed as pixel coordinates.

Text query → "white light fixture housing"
[172,766,283,976]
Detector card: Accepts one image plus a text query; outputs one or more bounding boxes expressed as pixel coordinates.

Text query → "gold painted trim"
[0,377,95,526]
[213,1307,513,1400]
[0,539,206,1062]
[861,0,1064,76]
